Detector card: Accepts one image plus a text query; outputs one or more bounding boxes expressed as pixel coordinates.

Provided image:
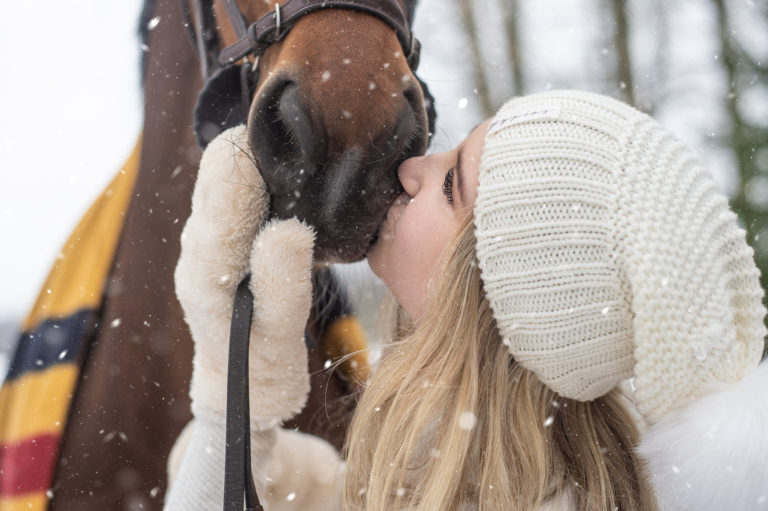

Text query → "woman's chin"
[365,242,384,279]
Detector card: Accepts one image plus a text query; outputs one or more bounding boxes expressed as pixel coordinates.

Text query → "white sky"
[0,1,144,318]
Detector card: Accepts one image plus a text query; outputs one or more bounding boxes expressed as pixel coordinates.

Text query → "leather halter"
[186,0,422,80]
[222,0,420,70]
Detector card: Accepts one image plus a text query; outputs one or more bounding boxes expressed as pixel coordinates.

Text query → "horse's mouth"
[366,229,380,254]
[360,224,384,261]
[360,133,422,258]
[317,190,401,264]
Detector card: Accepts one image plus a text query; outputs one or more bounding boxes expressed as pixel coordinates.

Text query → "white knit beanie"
[474,90,766,425]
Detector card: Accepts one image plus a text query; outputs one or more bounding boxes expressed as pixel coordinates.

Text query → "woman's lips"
[380,193,410,242]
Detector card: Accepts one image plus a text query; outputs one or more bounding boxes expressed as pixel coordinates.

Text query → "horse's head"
[207,0,431,263]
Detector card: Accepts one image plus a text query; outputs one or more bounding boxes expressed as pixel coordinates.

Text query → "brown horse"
[32,0,433,509]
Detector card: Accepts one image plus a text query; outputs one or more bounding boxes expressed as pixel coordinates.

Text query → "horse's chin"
[314,232,377,265]
[365,229,380,256]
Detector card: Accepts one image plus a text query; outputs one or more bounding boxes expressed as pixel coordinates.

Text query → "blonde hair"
[343,216,658,510]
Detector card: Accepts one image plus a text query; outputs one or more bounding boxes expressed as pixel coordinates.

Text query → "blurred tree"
[646,0,670,115]
[501,0,525,96]
[712,0,768,351]
[609,0,635,105]
[458,0,494,117]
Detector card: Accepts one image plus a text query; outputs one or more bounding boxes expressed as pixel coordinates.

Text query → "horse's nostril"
[266,84,301,162]
[249,79,322,198]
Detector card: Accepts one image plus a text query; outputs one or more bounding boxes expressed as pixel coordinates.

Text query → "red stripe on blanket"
[0,434,59,496]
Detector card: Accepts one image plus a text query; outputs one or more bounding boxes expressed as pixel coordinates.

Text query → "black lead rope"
[224,276,263,511]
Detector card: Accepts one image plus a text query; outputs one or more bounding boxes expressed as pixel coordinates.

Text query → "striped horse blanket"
[0,139,142,510]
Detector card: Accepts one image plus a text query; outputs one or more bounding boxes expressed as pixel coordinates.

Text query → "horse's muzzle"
[248,74,428,263]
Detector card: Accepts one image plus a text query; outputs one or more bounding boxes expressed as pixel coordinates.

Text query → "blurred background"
[2,0,767,373]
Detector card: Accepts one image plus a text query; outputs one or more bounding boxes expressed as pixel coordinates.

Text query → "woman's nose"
[397,155,428,198]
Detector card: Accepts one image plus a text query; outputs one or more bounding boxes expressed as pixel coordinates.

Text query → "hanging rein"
[178,1,429,509]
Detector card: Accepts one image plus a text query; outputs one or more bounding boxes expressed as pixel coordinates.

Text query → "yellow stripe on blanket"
[322,316,370,384]
[0,364,78,444]
[0,492,49,511]
[22,137,142,333]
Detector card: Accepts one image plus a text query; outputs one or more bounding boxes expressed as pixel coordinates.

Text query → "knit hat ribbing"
[474,90,765,424]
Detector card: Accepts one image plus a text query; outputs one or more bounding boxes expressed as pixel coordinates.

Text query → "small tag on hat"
[487,105,562,136]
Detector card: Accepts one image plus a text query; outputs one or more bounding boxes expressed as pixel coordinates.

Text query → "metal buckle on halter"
[274,3,282,40]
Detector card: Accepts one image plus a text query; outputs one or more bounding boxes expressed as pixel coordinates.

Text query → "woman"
[165,91,768,510]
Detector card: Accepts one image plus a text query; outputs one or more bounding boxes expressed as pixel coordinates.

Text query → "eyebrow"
[456,148,465,205]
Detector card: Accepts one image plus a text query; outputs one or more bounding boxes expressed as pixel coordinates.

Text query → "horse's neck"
[50,1,204,509]
[141,0,203,187]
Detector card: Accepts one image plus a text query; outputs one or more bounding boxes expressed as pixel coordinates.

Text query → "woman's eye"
[443,167,455,205]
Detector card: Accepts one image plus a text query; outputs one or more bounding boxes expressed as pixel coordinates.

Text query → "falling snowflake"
[458,412,476,430]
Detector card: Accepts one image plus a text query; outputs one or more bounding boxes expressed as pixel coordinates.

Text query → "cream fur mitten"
[174,125,314,430]
[167,126,318,509]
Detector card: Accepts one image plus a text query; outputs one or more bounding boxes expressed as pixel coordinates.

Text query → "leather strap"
[180,0,220,79]
[224,277,263,511]
[222,0,249,39]
[218,0,418,69]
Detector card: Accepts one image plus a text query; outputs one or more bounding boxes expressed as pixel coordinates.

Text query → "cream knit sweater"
[164,408,581,511]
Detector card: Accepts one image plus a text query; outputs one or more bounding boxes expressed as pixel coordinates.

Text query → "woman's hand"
[174,125,313,429]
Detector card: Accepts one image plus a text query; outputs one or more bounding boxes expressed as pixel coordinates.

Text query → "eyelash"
[443,167,455,204]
